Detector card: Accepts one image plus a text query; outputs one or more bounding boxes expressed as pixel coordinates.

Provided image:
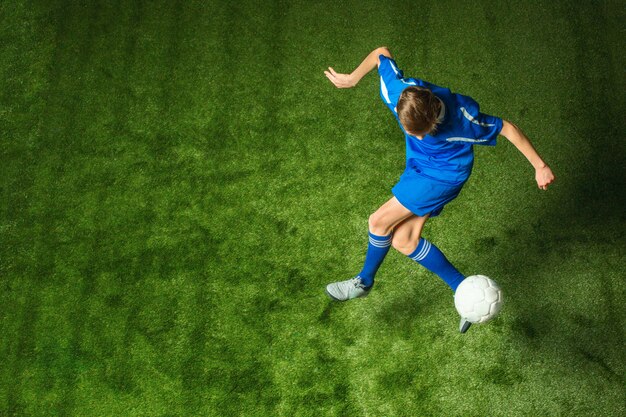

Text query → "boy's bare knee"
[368,212,381,232]
[391,234,419,256]
[368,212,392,236]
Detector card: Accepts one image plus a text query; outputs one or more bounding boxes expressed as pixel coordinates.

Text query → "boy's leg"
[326,197,413,301]
[392,215,471,333]
[391,215,465,292]
[359,197,415,286]
[366,196,415,236]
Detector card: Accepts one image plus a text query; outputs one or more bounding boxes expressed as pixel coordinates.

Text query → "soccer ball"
[454,275,503,323]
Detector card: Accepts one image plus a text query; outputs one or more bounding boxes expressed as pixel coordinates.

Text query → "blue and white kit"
[378,55,503,216]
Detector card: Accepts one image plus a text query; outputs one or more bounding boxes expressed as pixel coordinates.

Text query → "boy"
[324,47,555,333]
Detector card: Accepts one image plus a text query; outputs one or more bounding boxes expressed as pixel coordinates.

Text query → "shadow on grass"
[487,1,625,386]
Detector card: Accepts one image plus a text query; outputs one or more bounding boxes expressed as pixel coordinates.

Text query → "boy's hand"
[324,67,356,88]
[535,165,555,190]
[324,48,391,88]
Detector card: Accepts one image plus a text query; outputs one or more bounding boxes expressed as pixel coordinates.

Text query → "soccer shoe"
[326,277,371,301]
[459,318,472,334]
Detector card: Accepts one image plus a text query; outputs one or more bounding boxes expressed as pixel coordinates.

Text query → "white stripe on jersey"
[380,76,391,104]
[446,137,489,143]
[437,98,446,121]
[389,60,400,76]
[460,107,495,127]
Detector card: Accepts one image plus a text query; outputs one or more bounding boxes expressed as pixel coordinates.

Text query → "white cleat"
[459,318,472,334]
[326,277,371,301]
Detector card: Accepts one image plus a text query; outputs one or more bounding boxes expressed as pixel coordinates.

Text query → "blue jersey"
[378,55,503,183]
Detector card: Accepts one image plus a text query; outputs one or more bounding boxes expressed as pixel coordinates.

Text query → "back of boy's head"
[396,86,442,136]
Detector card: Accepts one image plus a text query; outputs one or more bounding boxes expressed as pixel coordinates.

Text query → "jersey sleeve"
[378,55,440,114]
[456,97,503,146]
[377,55,408,113]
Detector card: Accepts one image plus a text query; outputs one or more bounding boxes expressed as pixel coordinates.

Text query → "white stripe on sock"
[370,242,390,248]
[411,242,427,260]
[369,236,392,244]
[419,241,432,261]
[420,241,433,260]
[369,237,392,248]
[412,241,431,261]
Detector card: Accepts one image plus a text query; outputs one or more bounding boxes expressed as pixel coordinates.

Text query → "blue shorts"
[392,167,466,217]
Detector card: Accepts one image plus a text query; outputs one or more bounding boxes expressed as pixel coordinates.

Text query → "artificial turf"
[1,0,625,416]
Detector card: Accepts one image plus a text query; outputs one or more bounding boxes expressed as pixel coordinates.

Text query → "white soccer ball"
[454,275,503,323]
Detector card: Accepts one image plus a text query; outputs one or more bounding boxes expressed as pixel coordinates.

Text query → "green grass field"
[1,0,625,416]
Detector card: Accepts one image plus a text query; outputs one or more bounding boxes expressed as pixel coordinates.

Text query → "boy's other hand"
[324,67,356,88]
[535,165,555,190]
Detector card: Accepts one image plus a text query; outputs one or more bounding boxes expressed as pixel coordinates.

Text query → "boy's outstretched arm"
[500,120,555,190]
[324,47,392,88]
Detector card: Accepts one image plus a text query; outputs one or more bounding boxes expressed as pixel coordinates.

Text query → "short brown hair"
[396,87,442,136]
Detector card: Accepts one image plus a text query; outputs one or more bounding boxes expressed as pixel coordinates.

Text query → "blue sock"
[408,238,465,291]
[358,231,393,288]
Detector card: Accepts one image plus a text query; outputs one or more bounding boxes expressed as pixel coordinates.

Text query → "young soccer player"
[324,47,555,333]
